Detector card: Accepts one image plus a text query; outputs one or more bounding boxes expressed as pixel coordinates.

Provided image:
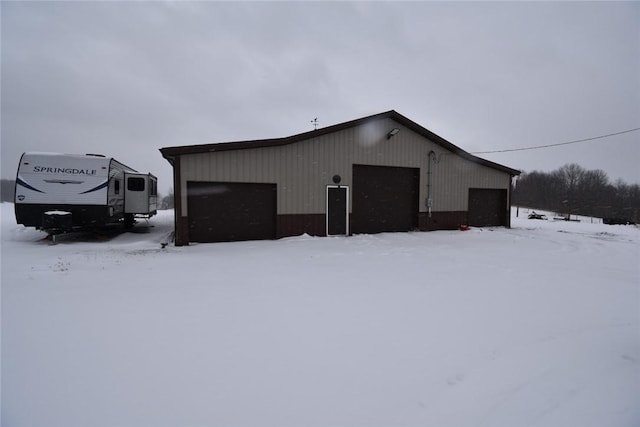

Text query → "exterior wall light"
[387,128,400,139]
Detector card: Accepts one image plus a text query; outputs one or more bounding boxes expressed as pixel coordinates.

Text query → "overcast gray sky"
[2,1,639,194]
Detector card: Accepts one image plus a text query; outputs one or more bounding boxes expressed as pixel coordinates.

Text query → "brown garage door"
[352,165,419,234]
[468,188,507,227]
[187,181,276,243]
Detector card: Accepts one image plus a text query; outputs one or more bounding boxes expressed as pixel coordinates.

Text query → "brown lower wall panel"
[176,211,474,245]
[279,212,469,236]
[175,216,190,246]
[280,212,468,236]
[419,211,468,231]
[277,214,326,238]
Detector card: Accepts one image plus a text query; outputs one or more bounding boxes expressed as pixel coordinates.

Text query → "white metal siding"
[124,173,151,214]
[16,153,112,206]
[179,118,512,216]
[431,154,511,211]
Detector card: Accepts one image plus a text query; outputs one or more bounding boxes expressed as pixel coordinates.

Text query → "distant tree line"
[160,190,174,209]
[513,163,639,223]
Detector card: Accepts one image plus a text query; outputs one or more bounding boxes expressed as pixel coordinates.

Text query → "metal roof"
[159,110,521,176]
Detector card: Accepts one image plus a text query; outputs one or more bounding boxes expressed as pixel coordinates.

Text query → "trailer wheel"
[124,214,135,229]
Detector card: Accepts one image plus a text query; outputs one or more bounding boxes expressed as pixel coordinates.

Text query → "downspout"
[426,150,436,218]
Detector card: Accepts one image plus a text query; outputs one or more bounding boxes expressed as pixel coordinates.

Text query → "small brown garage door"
[352,165,419,234]
[187,181,276,243]
[468,188,507,227]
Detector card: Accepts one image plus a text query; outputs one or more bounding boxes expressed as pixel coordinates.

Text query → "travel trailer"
[15,152,157,234]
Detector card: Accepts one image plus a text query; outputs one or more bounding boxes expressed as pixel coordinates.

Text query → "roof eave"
[159,110,521,175]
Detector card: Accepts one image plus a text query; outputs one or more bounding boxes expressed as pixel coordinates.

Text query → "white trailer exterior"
[15,152,157,232]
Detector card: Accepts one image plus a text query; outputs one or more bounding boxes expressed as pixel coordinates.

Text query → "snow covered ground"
[2,203,639,427]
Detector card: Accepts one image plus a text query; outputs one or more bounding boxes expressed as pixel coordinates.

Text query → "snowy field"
[1,203,639,427]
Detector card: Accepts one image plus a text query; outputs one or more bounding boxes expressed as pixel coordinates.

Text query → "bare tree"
[557,163,586,215]
[513,164,638,223]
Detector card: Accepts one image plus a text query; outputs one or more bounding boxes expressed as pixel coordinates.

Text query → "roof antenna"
[311,117,318,130]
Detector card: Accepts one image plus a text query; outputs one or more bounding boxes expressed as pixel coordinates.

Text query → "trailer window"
[114,180,120,194]
[127,177,145,192]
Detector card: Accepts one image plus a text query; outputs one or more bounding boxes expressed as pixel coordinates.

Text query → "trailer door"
[124,173,150,214]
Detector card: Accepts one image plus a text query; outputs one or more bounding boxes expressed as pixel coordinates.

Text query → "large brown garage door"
[468,188,507,227]
[352,165,419,234]
[187,181,276,243]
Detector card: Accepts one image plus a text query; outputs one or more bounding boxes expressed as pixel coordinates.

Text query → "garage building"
[160,110,520,245]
